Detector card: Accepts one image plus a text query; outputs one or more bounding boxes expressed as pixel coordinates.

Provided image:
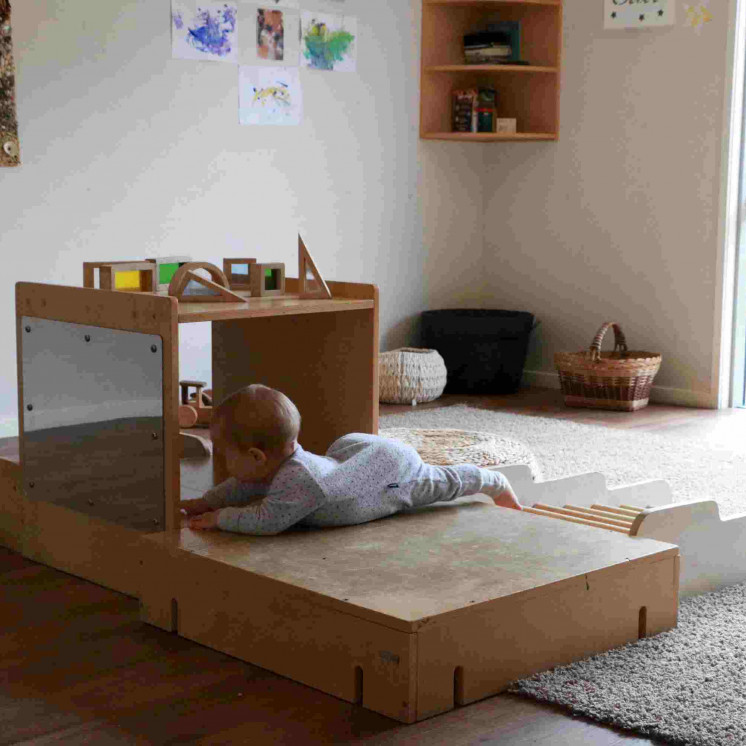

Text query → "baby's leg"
[409,463,519,509]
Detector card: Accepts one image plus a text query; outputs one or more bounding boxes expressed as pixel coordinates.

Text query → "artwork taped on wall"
[239,66,302,126]
[604,0,676,29]
[171,0,238,63]
[0,0,20,167]
[301,12,357,72]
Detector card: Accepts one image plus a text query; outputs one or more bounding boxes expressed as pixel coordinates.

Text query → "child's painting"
[257,9,284,61]
[238,5,299,67]
[684,2,713,32]
[239,66,303,126]
[300,13,357,72]
[0,0,20,167]
[172,1,238,63]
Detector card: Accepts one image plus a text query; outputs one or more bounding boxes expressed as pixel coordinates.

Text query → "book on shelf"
[452,88,497,134]
[463,21,523,65]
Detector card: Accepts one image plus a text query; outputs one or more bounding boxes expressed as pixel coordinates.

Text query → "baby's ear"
[247,447,267,465]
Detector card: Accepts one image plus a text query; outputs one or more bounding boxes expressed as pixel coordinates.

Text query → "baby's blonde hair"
[212,384,301,454]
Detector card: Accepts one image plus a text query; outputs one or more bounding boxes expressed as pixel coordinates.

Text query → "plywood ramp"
[140,499,678,723]
[634,501,746,596]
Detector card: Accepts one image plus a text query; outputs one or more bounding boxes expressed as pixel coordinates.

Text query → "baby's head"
[211,384,301,481]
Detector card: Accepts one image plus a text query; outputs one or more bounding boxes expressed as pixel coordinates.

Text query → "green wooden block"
[159,262,181,284]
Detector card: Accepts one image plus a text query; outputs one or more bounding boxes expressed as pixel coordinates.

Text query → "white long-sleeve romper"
[202,432,510,535]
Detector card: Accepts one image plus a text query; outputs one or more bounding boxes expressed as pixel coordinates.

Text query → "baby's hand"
[188,510,220,530]
[492,487,523,511]
[180,497,211,516]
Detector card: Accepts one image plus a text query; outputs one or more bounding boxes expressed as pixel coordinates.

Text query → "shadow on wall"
[380,314,420,353]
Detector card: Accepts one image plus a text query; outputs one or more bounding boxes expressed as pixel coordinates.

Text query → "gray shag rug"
[509,582,746,746]
[379,404,746,744]
[379,405,746,517]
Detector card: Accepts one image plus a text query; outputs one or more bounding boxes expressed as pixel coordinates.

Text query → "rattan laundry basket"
[554,322,661,411]
[379,348,447,405]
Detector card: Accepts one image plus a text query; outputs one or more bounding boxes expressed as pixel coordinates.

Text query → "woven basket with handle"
[554,322,662,411]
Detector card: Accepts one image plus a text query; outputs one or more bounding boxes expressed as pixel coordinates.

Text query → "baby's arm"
[180,478,266,522]
[188,510,220,530]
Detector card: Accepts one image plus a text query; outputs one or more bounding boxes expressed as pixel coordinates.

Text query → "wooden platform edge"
[137,535,419,723]
[415,553,679,720]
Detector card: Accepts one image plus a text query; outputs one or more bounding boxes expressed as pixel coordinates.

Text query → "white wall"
[0,0,487,435]
[4,1,738,435]
[482,6,736,407]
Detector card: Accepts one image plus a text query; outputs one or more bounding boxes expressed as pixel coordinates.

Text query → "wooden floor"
[4,388,741,745]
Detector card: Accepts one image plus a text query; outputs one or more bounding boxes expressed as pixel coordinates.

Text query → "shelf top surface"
[424,0,560,6]
[425,64,558,73]
[157,498,676,630]
[169,290,374,323]
[422,132,558,141]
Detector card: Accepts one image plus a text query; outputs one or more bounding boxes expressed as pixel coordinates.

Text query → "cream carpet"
[379,405,746,517]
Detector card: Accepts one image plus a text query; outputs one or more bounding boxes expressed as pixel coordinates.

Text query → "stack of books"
[452,88,497,133]
[463,21,522,65]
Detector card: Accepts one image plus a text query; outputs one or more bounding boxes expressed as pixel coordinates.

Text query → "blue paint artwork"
[187,5,236,57]
[172,2,238,63]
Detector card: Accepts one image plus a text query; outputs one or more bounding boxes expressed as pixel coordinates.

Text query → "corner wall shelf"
[420,0,563,141]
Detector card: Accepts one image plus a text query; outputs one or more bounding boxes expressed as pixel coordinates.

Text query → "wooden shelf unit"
[421,0,563,141]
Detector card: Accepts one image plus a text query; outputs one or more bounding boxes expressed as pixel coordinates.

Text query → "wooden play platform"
[0,273,682,724]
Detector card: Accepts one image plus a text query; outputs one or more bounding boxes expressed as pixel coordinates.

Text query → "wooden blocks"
[250,263,285,297]
[298,235,332,299]
[147,256,191,291]
[83,261,157,293]
[223,258,257,290]
[179,380,212,427]
[168,262,245,304]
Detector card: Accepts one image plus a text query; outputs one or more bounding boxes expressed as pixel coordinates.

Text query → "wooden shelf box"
[421,0,563,141]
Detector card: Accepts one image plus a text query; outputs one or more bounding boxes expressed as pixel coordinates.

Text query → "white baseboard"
[522,369,717,409]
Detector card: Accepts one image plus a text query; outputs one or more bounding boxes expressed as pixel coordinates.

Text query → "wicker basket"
[379,347,447,405]
[554,322,661,411]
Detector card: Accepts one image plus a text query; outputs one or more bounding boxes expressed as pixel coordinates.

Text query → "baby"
[181,384,522,535]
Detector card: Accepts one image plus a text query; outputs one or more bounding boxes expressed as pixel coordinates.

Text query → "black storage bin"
[420,309,535,394]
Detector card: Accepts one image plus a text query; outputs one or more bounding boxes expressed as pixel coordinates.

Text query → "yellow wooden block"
[115,270,143,290]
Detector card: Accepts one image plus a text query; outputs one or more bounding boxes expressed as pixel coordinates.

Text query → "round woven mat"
[379,428,541,478]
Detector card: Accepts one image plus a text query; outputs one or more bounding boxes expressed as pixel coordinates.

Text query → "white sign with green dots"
[604,0,675,29]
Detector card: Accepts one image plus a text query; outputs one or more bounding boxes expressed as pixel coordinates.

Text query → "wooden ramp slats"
[620,504,645,513]
[523,506,629,534]
[591,504,640,518]
[533,504,632,532]
[565,505,635,526]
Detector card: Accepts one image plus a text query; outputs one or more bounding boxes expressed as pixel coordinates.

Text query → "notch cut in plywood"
[298,235,332,299]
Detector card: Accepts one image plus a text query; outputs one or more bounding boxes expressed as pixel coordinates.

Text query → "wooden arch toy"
[168,262,245,304]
